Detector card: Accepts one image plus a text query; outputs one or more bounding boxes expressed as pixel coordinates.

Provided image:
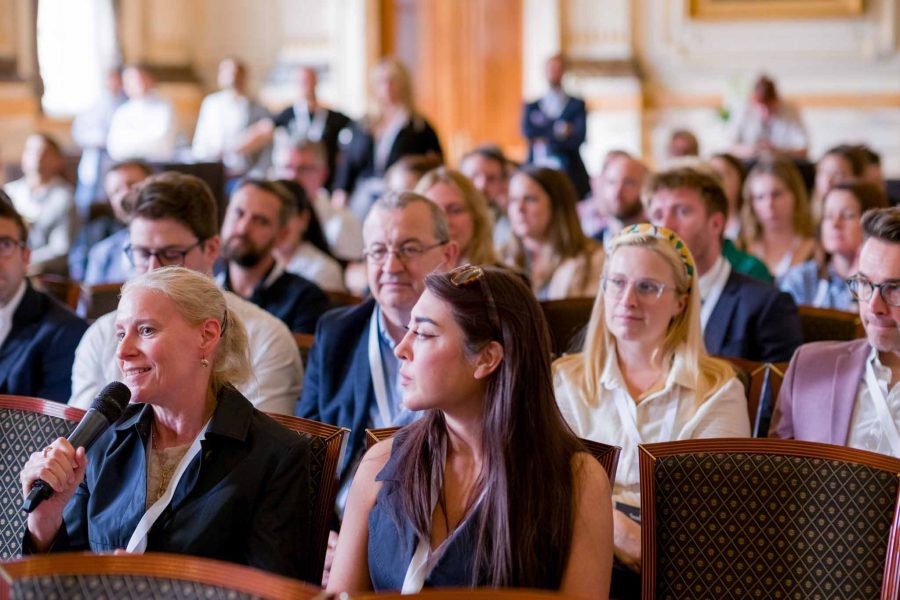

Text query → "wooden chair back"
[79,281,124,321]
[539,297,595,358]
[638,438,900,600]
[29,274,80,310]
[798,304,865,343]
[293,332,316,367]
[266,413,348,584]
[0,396,84,560]
[365,427,621,487]
[325,290,364,308]
[719,357,788,437]
[350,589,578,599]
[0,552,320,600]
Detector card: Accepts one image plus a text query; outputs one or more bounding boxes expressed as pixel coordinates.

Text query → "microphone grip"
[22,408,108,514]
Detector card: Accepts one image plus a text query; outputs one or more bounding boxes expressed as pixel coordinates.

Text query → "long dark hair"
[274,179,334,258]
[389,267,582,588]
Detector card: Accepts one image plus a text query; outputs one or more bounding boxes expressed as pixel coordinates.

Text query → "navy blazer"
[705,270,803,363]
[522,95,590,199]
[0,283,87,402]
[296,298,376,475]
[25,386,314,581]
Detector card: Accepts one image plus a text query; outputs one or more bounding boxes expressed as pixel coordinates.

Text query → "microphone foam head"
[90,381,132,423]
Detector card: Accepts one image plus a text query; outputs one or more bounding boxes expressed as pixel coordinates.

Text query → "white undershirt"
[698,255,731,330]
[847,348,900,457]
[0,280,27,349]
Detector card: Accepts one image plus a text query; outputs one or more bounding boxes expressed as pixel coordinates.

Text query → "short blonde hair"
[415,167,499,265]
[120,267,251,395]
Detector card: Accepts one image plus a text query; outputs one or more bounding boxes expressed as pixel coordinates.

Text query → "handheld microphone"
[23,382,131,513]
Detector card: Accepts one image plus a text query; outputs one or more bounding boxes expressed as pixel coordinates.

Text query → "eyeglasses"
[449,264,502,340]
[0,236,26,258]
[364,241,447,265]
[124,240,206,267]
[846,275,900,307]
[601,276,671,302]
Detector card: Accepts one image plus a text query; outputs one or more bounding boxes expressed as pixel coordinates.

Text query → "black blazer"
[522,95,590,198]
[333,116,443,194]
[0,283,87,402]
[273,106,351,191]
[705,270,803,363]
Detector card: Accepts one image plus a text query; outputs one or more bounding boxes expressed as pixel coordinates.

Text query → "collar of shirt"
[0,278,27,322]
[599,341,697,399]
[539,89,569,119]
[868,345,892,385]
[217,260,285,296]
[698,255,728,303]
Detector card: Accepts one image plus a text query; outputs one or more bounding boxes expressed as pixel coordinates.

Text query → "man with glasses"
[69,172,302,415]
[645,166,803,362]
[0,192,86,402]
[772,207,900,456]
[296,191,458,482]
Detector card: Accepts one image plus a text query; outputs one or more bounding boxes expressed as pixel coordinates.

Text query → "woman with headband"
[329,265,613,598]
[553,224,750,595]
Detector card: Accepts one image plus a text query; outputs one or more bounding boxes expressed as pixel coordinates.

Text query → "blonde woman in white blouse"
[553,224,750,584]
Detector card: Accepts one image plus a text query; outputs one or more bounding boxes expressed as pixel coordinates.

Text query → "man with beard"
[217,178,330,334]
[591,151,647,250]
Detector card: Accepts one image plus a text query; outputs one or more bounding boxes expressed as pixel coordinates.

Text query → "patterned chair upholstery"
[639,439,900,600]
[365,427,621,487]
[0,552,319,600]
[0,396,83,560]
[266,413,348,585]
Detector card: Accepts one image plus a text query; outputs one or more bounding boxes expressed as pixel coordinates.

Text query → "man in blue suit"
[645,166,803,363]
[522,54,590,199]
[0,192,87,402]
[296,191,458,482]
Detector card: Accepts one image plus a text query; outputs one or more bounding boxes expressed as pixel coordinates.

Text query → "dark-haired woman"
[328,265,613,598]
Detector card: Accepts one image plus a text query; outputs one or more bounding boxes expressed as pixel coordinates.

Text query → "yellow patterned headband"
[617,223,695,279]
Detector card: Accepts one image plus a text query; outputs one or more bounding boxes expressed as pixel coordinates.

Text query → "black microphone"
[23,382,131,513]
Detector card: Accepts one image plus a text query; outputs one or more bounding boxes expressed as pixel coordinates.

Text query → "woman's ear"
[473,341,504,380]
[199,318,221,355]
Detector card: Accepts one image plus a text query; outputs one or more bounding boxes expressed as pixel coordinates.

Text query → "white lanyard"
[863,361,900,456]
[812,278,831,308]
[612,387,679,451]
[368,309,393,427]
[125,418,211,553]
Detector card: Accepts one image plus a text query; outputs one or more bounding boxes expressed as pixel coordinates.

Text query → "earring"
[200,358,209,368]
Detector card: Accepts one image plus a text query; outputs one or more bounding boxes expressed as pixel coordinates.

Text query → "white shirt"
[553,348,750,508]
[192,89,267,172]
[0,280,27,349]
[284,242,345,292]
[3,177,78,271]
[312,189,364,261]
[698,255,731,330]
[107,93,177,161]
[846,348,900,457]
[69,290,302,415]
[728,101,809,154]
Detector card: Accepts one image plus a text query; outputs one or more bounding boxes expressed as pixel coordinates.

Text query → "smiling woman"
[19,266,317,581]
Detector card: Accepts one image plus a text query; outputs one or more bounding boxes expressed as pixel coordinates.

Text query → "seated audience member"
[590,151,647,248]
[415,167,500,267]
[742,156,818,283]
[296,192,458,485]
[459,144,512,247]
[329,266,613,596]
[502,166,604,300]
[811,144,865,225]
[191,57,270,177]
[666,128,700,160]
[781,181,889,311]
[645,167,803,362]
[244,66,350,191]
[858,145,889,194]
[106,65,177,161]
[70,173,301,415]
[80,160,153,285]
[3,133,77,276]
[553,225,749,593]
[21,267,313,579]
[728,75,809,159]
[273,179,346,292]
[333,58,443,219]
[522,54,590,199]
[0,194,86,402]
[216,178,330,333]
[383,154,443,193]
[271,137,364,261]
[771,207,900,457]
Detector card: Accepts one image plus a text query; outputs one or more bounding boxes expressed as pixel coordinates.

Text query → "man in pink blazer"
[771,207,900,455]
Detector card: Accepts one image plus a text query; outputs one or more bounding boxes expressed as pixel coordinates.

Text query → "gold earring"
[200,358,209,368]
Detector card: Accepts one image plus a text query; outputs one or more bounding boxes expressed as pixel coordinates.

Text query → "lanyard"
[812,278,831,308]
[125,418,211,553]
[368,309,393,427]
[863,361,900,456]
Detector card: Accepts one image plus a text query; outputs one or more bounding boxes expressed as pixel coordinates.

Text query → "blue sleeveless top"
[367,435,486,591]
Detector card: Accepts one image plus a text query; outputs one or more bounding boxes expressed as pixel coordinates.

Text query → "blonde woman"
[415,167,500,267]
[502,165,604,299]
[741,156,817,283]
[553,224,749,595]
